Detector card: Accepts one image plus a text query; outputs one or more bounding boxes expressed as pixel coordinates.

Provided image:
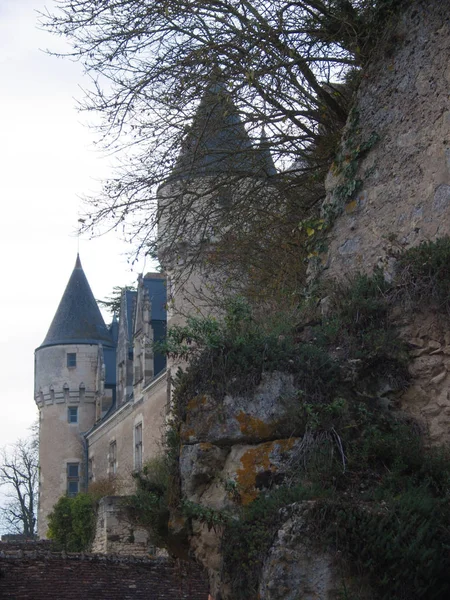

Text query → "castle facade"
[34,264,168,537]
[34,81,275,538]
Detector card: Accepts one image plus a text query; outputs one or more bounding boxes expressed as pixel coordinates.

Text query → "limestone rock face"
[177,3,450,596]
[399,312,450,444]
[323,0,450,281]
[181,371,298,445]
[178,372,303,599]
[180,443,229,504]
[259,503,339,600]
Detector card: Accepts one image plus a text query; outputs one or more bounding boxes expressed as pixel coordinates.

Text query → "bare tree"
[40,2,401,310]
[40,1,396,246]
[0,433,38,537]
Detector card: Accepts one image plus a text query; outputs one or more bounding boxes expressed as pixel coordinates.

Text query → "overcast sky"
[0,0,152,454]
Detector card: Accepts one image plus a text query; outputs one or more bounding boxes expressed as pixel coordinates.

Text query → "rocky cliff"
[171,2,450,598]
[320,0,450,445]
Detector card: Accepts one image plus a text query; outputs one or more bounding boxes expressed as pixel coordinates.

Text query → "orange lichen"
[236,412,273,439]
[180,427,196,442]
[345,199,358,214]
[199,442,214,452]
[186,395,208,411]
[235,439,296,505]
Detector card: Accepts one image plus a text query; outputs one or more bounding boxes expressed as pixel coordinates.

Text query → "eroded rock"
[181,372,298,445]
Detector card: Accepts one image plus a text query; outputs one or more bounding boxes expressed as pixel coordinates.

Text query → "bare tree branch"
[0,431,39,537]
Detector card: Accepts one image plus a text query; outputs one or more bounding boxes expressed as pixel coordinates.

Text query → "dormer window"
[67,353,76,368]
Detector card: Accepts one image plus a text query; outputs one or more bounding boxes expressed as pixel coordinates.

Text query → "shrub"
[315,489,450,600]
[395,237,450,313]
[163,297,308,412]
[88,476,120,499]
[123,456,171,547]
[47,493,97,552]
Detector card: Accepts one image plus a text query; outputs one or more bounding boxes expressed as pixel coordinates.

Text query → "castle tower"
[157,81,276,322]
[34,255,115,538]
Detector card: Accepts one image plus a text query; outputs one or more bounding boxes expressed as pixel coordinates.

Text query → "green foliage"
[123,456,171,547]
[312,270,409,394]
[314,487,450,600]
[182,500,229,531]
[167,270,410,431]
[47,494,96,552]
[162,297,311,410]
[328,109,380,220]
[97,285,136,317]
[395,237,450,313]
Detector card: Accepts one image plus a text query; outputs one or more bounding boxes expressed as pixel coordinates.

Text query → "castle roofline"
[37,254,114,351]
[166,81,273,183]
[37,338,115,350]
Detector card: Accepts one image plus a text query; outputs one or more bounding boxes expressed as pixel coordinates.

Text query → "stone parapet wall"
[92,495,163,556]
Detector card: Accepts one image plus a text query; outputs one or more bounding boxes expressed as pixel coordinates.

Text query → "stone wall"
[92,495,161,556]
[0,547,209,599]
[319,0,450,444]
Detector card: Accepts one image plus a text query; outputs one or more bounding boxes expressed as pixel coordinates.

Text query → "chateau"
[28,2,450,597]
[34,262,168,538]
[34,82,274,539]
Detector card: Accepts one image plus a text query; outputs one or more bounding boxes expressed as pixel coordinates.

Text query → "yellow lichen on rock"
[236,411,273,439]
[236,439,296,505]
[186,395,208,411]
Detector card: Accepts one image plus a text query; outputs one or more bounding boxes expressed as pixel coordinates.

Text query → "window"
[134,423,143,471]
[67,463,79,497]
[67,353,76,368]
[88,459,94,483]
[67,406,78,424]
[109,441,117,476]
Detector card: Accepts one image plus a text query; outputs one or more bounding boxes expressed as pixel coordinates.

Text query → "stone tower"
[34,255,116,537]
[157,81,276,321]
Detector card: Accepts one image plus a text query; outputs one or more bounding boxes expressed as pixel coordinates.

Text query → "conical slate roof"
[259,127,277,177]
[38,255,114,349]
[171,82,273,180]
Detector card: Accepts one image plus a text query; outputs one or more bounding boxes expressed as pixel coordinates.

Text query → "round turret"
[34,255,115,538]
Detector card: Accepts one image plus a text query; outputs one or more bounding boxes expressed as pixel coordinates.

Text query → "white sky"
[0,0,153,452]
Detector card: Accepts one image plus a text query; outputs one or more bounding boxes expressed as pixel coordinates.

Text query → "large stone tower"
[157,81,276,321]
[34,255,116,537]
